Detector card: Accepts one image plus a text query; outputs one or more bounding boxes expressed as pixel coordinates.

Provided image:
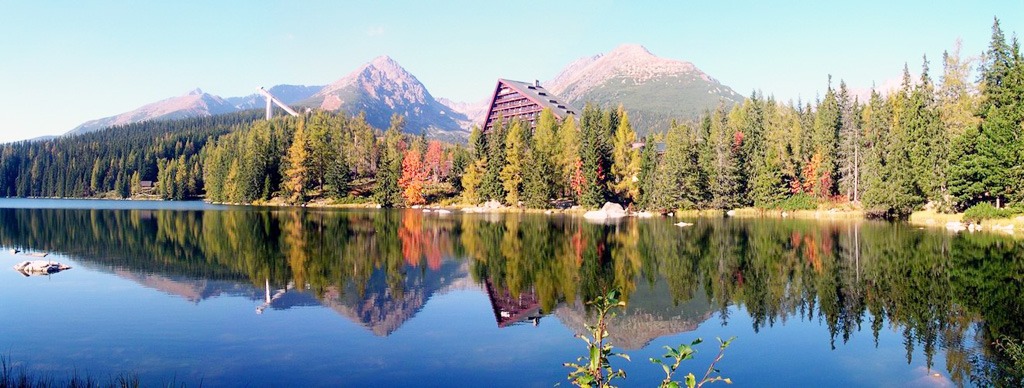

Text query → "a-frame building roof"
[481,79,577,132]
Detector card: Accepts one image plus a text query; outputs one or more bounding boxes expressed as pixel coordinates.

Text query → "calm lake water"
[0,198,1021,387]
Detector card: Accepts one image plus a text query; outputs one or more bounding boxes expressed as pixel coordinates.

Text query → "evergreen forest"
[1,19,1022,219]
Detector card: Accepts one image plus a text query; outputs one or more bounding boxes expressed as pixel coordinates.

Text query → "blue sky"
[1,0,1022,143]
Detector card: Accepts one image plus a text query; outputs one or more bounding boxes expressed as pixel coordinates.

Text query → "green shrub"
[777,193,818,211]
[963,203,1024,222]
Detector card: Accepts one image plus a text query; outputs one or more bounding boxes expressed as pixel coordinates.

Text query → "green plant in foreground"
[651,337,735,388]
[564,290,630,387]
[996,336,1024,376]
[564,290,734,387]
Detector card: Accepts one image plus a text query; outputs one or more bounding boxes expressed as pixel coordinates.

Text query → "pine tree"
[578,104,611,208]
[500,120,527,205]
[521,149,551,208]
[750,100,792,207]
[305,111,336,193]
[706,105,744,209]
[810,77,841,198]
[480,119,507,202]
[905,56,945,204]
[949,18,1023,208]
[610,109,640,204]
[655,123,703,210]
[448,145,470,190]
[836,81,863,201]
[861,89,890,212]
[636,135,659,210]
[325,148,350,199]
[284,119,310,203]
[347,113,378,178]
[865,71,924,218]
[468,125,486,161]
[373,114,405,207]
[523,109,559,207]
[557,115,580,199]
[460,158,486,204]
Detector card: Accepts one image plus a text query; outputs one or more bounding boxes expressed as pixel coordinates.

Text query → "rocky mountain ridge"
[66,45,741,139]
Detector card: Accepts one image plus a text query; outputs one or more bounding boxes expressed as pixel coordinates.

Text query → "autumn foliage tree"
[400,147,428,205]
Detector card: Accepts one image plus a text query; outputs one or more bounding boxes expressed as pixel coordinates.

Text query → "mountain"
[545,44,742,133]
[297,56,471,141]
[438,97,488,129]
[68,88,238,136]
[225,84,323,110]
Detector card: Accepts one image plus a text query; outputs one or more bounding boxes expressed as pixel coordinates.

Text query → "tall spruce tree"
[480,119,507,202]
[906,56,945,203]
[862,89,891,213]
[636,135,659,210]
[706,105,744,209]
[750,99,791,207]
[836,81,863,201]
[949,18,1023,208]
[373,114,405,207]
[811,77,841,198]
[579,104,611,208]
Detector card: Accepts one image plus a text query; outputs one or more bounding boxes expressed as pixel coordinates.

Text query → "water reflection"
[0,206,1021,386]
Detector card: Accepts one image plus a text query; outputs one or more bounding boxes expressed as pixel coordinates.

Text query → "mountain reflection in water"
[0,205,1021,386]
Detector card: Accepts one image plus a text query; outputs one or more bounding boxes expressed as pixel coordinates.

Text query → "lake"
[0,199,1021,387]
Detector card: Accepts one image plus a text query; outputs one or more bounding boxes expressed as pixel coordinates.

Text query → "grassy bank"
[1,358,141,388]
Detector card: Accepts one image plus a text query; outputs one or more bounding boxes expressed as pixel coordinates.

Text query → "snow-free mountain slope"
[68,89,238,136]
[546,44,742,132]
[298,56,471,141]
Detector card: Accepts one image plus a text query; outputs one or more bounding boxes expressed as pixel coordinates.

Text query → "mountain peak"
[544,44,742,133]
[187,88,204,96]
[607,44,654,58]
[297,55,470,140]
[370,55,398,67]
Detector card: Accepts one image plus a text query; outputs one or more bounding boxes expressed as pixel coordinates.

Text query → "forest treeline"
[1,20,1021,218]
[0,111,263,198]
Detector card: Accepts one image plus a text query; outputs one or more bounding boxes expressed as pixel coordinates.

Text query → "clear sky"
[1,0,1022,143]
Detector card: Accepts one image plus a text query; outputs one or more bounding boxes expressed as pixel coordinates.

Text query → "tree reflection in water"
[0,207,1020,385]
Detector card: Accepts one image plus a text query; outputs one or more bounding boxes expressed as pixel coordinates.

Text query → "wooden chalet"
[482,79,577,133]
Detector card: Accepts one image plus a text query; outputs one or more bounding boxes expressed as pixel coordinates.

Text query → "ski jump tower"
[258,87,300,119]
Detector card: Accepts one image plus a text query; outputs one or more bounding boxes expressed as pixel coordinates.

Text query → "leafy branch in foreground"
[564,289,734,387]
[651,337,735,388]
[564,290,630,387]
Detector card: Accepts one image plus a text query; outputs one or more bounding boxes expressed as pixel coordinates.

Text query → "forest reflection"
[0,207,1020,385]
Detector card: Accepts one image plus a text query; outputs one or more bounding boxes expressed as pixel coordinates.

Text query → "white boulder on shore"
[584,202,627,220]
[462,200,505,213]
